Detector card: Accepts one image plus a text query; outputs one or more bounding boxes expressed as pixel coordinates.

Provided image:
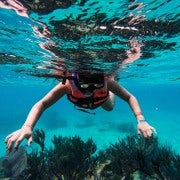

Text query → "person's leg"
[101,91,115,111]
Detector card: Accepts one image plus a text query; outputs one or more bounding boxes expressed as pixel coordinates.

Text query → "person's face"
[77,73,104,96]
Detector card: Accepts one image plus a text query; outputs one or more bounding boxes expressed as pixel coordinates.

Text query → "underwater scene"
[0,0,180,179]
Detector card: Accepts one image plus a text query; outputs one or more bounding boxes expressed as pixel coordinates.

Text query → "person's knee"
[101,92,115,111]
[103,104,114,111]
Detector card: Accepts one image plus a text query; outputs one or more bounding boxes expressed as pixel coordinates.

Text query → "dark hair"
[78,73,104,84]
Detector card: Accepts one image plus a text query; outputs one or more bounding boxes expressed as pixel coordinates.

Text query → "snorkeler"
[5,70,156,151]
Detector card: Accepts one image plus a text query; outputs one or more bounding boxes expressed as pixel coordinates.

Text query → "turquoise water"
[0,0,180,159]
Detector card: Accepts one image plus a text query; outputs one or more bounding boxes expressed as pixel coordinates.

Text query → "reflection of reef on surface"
[0,53,31,65]
[2,0,178,78]
[20,0,78,14]
[2,129,179,180]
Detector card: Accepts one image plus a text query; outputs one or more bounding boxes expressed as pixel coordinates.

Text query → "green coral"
[33,129,45,152]
[97,135,180,179]
[48,135,97,179]
[13,130,180,180]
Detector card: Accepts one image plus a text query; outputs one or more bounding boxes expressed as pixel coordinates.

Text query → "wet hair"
[77,73,104,84]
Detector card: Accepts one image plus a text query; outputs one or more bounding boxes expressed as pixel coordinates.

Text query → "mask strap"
[74,106,96,115]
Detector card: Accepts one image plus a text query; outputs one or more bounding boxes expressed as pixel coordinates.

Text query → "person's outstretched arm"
[5,82,67,151]
[107,79,156,138]
[120,40,143,67]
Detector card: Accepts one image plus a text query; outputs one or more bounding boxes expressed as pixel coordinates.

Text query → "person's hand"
[137,120,157,138]
[5,125,33,151]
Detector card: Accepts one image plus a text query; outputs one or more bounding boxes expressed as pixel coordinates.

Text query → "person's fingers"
[14,133,25,149]
[142,131,148,138]
[6,131,21,150]
[27,136,32,146]
[6,137,16,151]
[145,127,157,138]
[151,127,157,134]
[146,129,153,137]
[138,129,142,136]
[139,127,151,138]
[5,133,14,143]
[138,128,146,137]
[138,125,157,138]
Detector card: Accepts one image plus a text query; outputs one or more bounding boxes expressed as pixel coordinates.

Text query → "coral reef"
[0,147,27,179]
[97,135,180,179]
[8,130,180,180]
[33,128,45,152]
[47,135,97,179]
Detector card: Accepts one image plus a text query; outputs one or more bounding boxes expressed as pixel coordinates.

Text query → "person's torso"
[66,79,109,109]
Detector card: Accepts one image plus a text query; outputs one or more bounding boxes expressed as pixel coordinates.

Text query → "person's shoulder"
[52,81,70,92]
[106,77,124,88]
[106,77,117,88]
[105,75,114,81]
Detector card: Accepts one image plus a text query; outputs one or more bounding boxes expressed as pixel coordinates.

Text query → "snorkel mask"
[77,73,104,96]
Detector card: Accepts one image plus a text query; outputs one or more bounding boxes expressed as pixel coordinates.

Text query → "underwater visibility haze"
[0,0,180,178]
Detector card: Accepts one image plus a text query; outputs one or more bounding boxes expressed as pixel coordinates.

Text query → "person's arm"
[107,79,156,138]
[23,82,67,128]
[120,40,142,67]
[5,82,68,151]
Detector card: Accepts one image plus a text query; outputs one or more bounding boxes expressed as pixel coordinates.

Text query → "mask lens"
[80,83,90,89]
[79,83,103,89]
[94,83,104,88]
[78,73,104,89]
